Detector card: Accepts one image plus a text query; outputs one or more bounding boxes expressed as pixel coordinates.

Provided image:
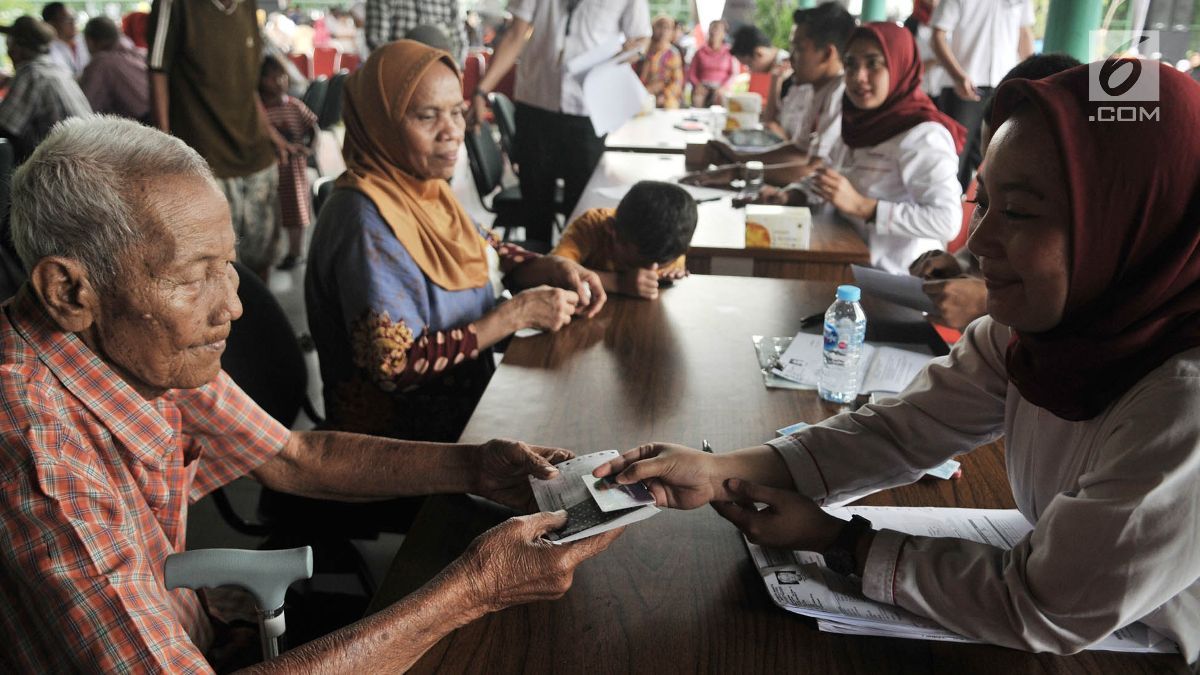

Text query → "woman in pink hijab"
[595,62,1200,662]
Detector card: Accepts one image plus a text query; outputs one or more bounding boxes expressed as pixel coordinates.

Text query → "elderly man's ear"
[29,257,100,333]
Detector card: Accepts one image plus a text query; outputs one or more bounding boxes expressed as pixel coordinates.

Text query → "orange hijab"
[336,40,489,291]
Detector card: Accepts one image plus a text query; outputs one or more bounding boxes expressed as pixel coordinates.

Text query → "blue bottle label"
[823,321,839,351]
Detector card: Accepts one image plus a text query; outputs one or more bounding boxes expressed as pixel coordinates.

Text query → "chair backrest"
[747,71,771,106]
[301,77,329,122]
[312,46,339,78]
[339,52,360,72]
[312,176,336,216]
[948,173,977,254]
[221,262,308,428]
[489,92,518,159]
[318,71,348,129]
[463,121,506,204]
[287,52,312,80]
[462,51,485,100]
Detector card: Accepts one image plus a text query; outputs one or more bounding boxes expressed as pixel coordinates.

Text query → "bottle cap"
[836,285,861,302]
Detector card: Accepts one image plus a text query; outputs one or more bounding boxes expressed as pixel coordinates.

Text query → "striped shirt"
[0,288,290,672]
[264,96,318,230]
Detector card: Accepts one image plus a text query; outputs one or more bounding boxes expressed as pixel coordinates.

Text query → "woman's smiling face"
[967,106,1071,333]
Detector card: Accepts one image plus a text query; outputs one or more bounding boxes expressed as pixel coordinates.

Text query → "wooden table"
[605,108,713,154]
[571,153,869,282]
[371,276,1183,674]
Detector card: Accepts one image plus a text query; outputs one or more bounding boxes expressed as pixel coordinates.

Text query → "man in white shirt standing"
[469,0,651,249]
[930,0,1033,189]
[41,2,89,77]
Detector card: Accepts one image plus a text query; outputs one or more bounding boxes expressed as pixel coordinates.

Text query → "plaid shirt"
[0,288,290,672]
[365,0,466,61]
[0,55,91,157]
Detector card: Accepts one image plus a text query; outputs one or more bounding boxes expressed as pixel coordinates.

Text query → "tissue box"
[745,205,812,250]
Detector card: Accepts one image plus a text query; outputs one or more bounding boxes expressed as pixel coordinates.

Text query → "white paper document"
[567,36,648,136]
[772,333,935,394]
[851,264,937,315]
[529,450,659,544]
[747,506,1176,654]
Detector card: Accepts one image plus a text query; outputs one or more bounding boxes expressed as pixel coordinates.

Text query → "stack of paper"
[747,506,1176,654]
[770,333,936,395]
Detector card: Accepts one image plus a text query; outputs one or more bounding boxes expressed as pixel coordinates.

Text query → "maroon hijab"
[993,63,1200,420]
[841,22,966,153]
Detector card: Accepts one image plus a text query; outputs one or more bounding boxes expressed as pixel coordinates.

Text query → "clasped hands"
[591,443,845,552]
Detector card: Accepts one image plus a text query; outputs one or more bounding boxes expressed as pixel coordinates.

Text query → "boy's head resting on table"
[552,181,698,300]
[614,181,699,269]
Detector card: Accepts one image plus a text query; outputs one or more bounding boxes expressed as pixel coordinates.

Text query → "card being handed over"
[529,450,660,544]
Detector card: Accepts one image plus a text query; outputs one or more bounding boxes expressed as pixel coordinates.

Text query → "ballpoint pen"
[702,439,713,454]
[800,311,825,328]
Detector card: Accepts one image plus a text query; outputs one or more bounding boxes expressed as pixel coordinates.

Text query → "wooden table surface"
[604,108,713,154]
[371,276,1185,674]
[570,153,869,282]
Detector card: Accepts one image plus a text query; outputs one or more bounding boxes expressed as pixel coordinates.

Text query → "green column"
[860,0,887,22]
[1043,0,1103,62]
[798,0,817,8]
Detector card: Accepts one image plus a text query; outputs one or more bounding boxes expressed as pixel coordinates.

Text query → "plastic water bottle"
[818,285,867,404]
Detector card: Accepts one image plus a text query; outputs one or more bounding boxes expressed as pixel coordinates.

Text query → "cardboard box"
[745,205,812,250]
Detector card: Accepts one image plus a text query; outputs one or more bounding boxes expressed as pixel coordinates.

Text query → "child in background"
[259,55,318,271]
[552,181,697,300]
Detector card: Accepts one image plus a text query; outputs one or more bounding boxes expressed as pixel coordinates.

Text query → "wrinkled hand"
[474,438,574,511]
[908,249,963,280]
[548,256,606,317]
[513,285,578,332]
[813,167,874,219]
[953,73,980,102]
[455,512,623,614]
[711,478,842,551]
[618,265,661,299]
[592,443,727,510]
[923,277,988,331]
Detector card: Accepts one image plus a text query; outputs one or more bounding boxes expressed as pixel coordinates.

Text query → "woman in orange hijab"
[306,40,605,441]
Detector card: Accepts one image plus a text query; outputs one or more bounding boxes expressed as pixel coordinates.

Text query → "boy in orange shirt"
[552,181,698,299]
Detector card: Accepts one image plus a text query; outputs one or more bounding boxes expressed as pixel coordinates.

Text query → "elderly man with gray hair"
[0,116,619,673]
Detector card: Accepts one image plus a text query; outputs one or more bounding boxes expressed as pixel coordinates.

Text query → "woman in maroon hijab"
[596,63,1200,661]
[807,22,966,274]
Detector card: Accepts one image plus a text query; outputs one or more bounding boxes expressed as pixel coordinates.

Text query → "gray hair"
[10,115,216,291]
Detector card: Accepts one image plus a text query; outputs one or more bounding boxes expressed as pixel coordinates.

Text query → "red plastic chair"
[480,49,517,99]
[747,71,771,106]
[313,46,339,78]
[287,53,312,80]
[948,173,977,254]
[339,53,361,72]
[462,51,485,100]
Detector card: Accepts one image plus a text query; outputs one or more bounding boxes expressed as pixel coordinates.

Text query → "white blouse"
[767,316,1200,661]
[831,121,963,274]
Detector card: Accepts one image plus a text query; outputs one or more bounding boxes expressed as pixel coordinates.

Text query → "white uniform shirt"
[914,24,948,95]
[776,81,812,141]
[507,0,651,116]
[767,316,1200,662]
[830,121,962,274]
[48,36,90,78]
[791,76,843,161]
[931,0,1034,88]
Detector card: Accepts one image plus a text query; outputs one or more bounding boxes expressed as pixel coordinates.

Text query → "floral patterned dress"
[306,189,537,441]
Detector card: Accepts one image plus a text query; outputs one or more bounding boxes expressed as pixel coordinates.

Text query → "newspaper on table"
[747,505,1177,654]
